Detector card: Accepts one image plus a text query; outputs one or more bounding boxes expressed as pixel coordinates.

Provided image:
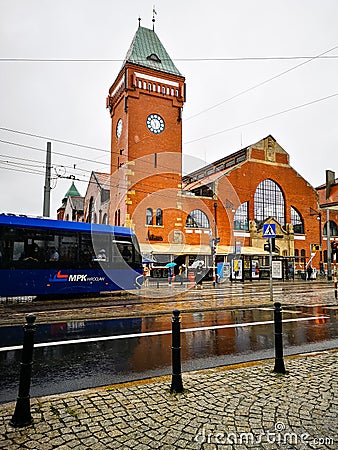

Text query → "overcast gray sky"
[1,0,338,218]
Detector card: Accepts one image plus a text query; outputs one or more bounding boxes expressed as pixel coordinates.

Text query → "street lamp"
[212,202,218,287]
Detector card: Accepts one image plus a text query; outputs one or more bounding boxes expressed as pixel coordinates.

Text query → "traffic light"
[332,241,337,258]
[264,238,275,252]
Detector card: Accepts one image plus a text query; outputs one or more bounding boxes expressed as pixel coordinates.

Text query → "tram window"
[92,235,110,262]
[112,239,133,264]
[59,234,79,265]
[79,234,95,266]
[13,241,24,261]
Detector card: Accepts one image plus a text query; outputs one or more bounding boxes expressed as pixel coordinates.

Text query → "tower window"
[147,53,161,63]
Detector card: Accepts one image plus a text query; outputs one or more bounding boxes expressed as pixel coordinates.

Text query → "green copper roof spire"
[61,182,81,206]
[124,25,182,77]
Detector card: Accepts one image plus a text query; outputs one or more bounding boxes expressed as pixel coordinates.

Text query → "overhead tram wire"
[0,55,337,62]
[184,92,338,145]
[0,140,185,197]
[185,44,338,121]
[0,134,184,183]
[2,92,338,176]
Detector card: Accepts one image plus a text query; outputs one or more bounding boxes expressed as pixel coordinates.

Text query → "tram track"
[0,281,335,326]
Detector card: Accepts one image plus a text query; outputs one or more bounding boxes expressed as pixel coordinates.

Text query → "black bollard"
[273,302,286,374]
[170,309,184,393]
[10,314,36,428]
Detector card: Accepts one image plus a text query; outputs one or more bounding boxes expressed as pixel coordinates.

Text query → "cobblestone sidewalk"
[0,350,337,449]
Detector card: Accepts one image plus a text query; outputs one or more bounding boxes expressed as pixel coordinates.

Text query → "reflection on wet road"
[1,304,337,403]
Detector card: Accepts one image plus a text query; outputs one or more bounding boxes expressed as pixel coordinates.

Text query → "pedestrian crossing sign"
[263,223,276,238]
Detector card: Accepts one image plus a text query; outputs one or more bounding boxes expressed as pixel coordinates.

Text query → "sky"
[1,0,338,218]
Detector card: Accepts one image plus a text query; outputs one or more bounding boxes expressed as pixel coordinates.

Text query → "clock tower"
[106,23,185,241]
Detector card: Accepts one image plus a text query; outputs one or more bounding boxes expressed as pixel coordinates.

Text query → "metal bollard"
[10,314,36,428]
[170,309,184,393]
[273,302,286,374]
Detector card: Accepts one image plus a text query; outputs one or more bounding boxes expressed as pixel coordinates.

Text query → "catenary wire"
[185,44,338,121]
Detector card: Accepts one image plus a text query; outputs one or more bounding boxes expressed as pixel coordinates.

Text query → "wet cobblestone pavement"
[0,350,337,449]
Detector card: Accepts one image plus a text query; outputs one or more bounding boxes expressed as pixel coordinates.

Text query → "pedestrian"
[289,264,294,281]
[307,265,313,281]
[168,266,173,287]
[143,265,150,287]
[178,265,184,285]
[195,263,203,289]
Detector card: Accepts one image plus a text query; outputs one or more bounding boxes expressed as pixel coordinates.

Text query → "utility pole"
[325,170,335,281]
[43,142,52,217]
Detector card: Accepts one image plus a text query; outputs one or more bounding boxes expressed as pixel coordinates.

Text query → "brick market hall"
[58,20,338,282]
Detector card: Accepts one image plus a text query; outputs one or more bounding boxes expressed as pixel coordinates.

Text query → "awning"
[140,243,211,255]
[217,245,273,256]
[140,243,271,256]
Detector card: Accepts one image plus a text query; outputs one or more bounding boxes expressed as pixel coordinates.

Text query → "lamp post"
[212,202,218,287]
[309,208,323,275]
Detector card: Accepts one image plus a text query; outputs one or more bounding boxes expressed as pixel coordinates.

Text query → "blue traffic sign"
[263,223,276,238]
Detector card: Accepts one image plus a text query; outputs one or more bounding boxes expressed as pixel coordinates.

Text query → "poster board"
[272,260,283,279]
[231,259,243,280]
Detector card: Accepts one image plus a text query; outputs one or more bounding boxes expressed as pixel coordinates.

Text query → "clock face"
[116,118,123,138]
[146,114,165,134]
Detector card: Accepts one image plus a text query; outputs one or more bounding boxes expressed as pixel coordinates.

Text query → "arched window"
[156,208,163,226]
[323,220,338,236]
[146,208,153,226]
[186,209,210,228]
[102,213,108,225]
[114,210,121,226]
[234,202,248,230]
[291,206,304,234]
[254,179,285,227]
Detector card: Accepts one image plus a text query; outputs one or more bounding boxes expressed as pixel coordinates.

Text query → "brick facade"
[103,25,337,276]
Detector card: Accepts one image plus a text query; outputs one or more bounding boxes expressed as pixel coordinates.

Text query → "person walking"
[168,266,174,287]
[143,265,150,287]
[307,264,313,281]
[195,263,204,289]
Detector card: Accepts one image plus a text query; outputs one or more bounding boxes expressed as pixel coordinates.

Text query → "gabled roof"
[124,26,182,77]
[92,172,110,189]
[68,196,84,211]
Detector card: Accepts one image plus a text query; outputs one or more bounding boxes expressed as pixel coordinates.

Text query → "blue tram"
[0,214,143,297]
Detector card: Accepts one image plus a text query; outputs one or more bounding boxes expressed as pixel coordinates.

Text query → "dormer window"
[147,53,161,63]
